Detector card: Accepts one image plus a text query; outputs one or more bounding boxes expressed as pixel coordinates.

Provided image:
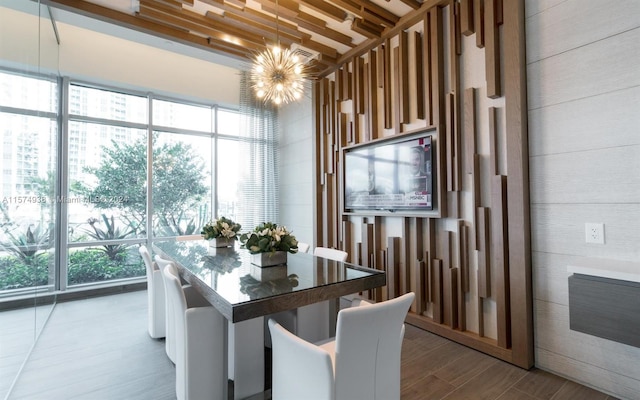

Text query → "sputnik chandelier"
[251,46,307,105]
[250,0,308,105]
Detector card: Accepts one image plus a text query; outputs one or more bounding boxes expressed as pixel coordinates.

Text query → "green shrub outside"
[0,248,145,290]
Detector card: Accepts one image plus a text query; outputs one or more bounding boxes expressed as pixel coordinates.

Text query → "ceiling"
[41,0,442,78]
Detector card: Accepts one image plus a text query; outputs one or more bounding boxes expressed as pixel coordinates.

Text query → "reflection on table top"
[153,239,386,323]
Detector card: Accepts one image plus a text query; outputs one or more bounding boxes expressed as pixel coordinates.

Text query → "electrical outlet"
[585,223,605,244]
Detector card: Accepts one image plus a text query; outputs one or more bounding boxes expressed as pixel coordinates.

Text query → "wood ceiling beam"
[296,19,353,47]
[398,0,422,10]
[300,0,347,23]
[331,0,449,75]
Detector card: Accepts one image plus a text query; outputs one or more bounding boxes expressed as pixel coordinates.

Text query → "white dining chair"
[269,292,415,400]
[313,246,348,262]
[163,262,226,400]
[139,245,165,339]
[296,242,310,254]
[155,254,191,364]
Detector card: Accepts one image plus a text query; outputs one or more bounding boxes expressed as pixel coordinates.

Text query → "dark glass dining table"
[153,238,386,399]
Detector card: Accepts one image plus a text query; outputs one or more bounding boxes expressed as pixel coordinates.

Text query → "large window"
[0,71,58,295]
[0,71,279,296]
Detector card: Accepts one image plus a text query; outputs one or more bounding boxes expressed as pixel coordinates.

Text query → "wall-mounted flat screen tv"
[344,132,435,212]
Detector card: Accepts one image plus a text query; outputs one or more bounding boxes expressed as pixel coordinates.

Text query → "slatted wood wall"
[313,0,532,369]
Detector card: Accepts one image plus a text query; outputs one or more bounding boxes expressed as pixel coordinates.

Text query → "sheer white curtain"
[237,71,280,231]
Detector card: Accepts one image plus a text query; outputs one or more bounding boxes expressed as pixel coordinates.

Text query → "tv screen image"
[344,133,434,212]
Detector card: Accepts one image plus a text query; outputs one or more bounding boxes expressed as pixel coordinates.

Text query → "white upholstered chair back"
[313,247,348,262]
[269,292,414,400]
[155,254,179,363]
[296,242,310,253]
[333,292,414,400]
[163,262,225,400]
[139,245,165,339]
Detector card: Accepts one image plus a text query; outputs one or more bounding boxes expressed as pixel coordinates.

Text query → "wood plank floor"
[3,290,617,400]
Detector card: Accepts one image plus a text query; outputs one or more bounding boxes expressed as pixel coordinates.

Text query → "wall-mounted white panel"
[527,28,640,110]
[529,145,640,204]
[528,86,640,156]
[530,203,640,261]
[526,0,640,63]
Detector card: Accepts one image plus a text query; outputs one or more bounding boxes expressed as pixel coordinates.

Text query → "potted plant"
[239,222,299,267]
[201,217,242,248]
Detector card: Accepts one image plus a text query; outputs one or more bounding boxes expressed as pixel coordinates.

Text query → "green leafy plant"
[83,214,135,261]
[201,216,242,240]
[2,223,52,264]
[239,222,298,254]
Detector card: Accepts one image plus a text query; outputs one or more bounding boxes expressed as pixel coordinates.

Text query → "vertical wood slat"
[474,0,485,48]
[460,0,474,35]
[485,0,501,98]
[342,217,352,263]
[441,230,452,271]
[414,31,425,121]
[423,14,433,126]
[476,206,491,298]
[424,251,432,303]
[335,67,343,102]
[329,80,336,137]
[445,267,459,329]
[355,57,365,115]
[393,46,401,133]
[425,217,436,302]
[445,92,454,192]
[496,0,503,25]
[368,49,380,140]
[339,113,349,147]
[403,217,413,300]
[477,294,484,337]
[448,3,462,192]
[464,87,477,174]
[504,0,533,369]
[492,175,511,349]
[352,58,359,114]
[342,62,351,100]
[472,154,481,248]
[399,29,410,124]
[362,59,370,143]
[430,9,447,217]
[329,175,338,248]
[414,217,425,312]
[377,250,386,301]
[460,223,469,292]
[456,221,467,330]
[383,38,392,129]
[431,258,443,324]
[453,1,461,55]
[448,190,459,219]
[361,222,374,269]
[415,260,426,314]
[376,44,384,89]
[313,81,324,250]
[387,237,401,299]
[489,106,498,175]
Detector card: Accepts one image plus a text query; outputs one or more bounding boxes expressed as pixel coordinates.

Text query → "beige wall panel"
[528,86,640,157]
[527,28,640,110]
[531,251,570,306]
[535,348,640,400]
[525,0,640,63]
[524,0,566,18]
[530,203,640,263]
[529,146,640,204]
[534,300,640,396]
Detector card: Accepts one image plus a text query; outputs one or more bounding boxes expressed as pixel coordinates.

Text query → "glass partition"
[0,1,59,398]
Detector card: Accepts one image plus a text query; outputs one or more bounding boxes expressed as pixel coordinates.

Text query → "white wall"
[526,1,640,398]
[1,5,241,107]
[278,94,314,249]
